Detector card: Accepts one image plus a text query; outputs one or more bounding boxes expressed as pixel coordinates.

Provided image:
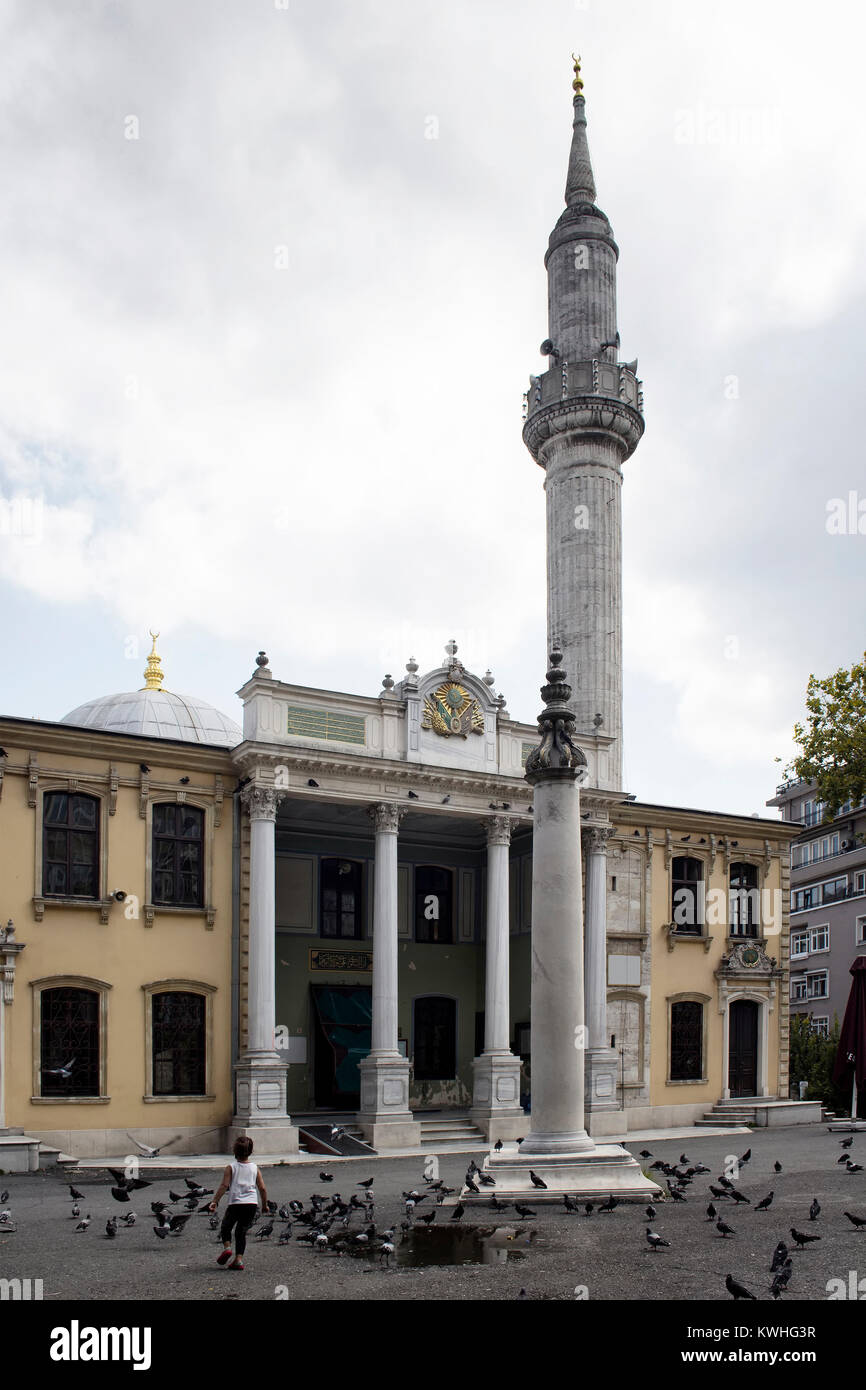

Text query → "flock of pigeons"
[629,1136,865,1300]
[1,1131,863,1299]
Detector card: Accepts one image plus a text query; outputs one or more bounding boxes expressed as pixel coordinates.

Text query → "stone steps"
[418,1117,487,1147]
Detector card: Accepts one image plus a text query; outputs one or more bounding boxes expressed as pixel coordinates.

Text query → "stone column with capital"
[230,782,299,1154]
[469,816,525,1141]
[582,823,625,1135]
[356,803,421,1148]
[468,649,659,1200]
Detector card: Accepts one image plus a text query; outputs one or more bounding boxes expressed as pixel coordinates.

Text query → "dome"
[60,632,242,748]
[61,688,241,748]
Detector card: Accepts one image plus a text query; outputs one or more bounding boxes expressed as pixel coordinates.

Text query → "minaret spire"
[565,56,596,206]
[142,630,165,691]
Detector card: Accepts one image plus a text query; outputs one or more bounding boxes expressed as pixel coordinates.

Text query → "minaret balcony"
[522,359,645,462]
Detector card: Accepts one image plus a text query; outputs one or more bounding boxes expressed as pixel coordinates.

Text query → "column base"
[356,1054,420,1148]
[232,1055,298,1152]
[459,1144,664,1202]
[584,1048,627,1137]
[469,1053,525,1141]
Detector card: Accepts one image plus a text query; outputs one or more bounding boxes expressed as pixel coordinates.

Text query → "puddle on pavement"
[393,1225,528,1267]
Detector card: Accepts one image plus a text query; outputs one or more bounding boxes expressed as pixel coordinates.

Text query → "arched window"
[151,991,206,1096]
[415,866,453,943]
[320,858,363,938]
[413,996,457,1079]
[671,856,703,934]
[152,804,204,907]
[729,862,759,937]
[42,792,99,898]
[670,1000,703,1081]
[40,986,100,1096]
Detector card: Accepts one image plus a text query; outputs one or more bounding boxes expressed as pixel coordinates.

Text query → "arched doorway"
[728,999,760,1097]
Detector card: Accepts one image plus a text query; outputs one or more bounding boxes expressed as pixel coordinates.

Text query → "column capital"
[368,802,405,834]
[241,784,281,822]
[582,824,616,855]
[486,814,512,847]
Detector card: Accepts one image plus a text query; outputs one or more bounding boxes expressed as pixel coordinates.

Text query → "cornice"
[0,717,235,773]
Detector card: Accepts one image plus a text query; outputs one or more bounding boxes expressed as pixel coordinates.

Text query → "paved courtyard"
[1,1124,865,1302]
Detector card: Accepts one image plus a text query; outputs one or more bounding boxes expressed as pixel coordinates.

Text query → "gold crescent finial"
[142,630,165,691]
[572,53,584,95]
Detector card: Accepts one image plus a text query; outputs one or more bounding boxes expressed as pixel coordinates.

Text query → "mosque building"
[0,62,808,1166]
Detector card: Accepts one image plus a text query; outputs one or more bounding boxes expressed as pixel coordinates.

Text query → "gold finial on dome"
[571,53,584,95]
[142,630,165,691]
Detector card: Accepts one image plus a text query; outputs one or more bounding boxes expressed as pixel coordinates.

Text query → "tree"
[789,1014,851,1113]
[784,653,866,820]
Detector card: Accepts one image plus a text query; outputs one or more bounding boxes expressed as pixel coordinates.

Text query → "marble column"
[230,783,298,1153]
[470,816,524,1141]
[468,649,659,1200]
[583,824,623,1132]
[356,803,420,1148]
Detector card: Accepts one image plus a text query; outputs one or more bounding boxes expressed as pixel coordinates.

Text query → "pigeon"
[770,1268,792,1299]
[847,1160,864,1173]
[645,1204,657,1221]
[69,1186,84,1201]
[790,1227,820,1248]
[420,1209,436,1225]
[726,1274,756,1301]
[840,1137,854,1149]
[645,1228,670,1252]
[256,1222,274,1241]
[75,1214,92,1232]
[529,1172,548,1190]
[809,1199,820,1222]
[599,1196,618,1214]
[307,779,319,788]
[709,1185,730,1200]
[728,1188,751,1205]
[121,1212,136,1226]
[717,1176,734,1190]
[478,1173,496,1187]
[450,1204,465,1221]
[169,1213,192,1234]
[105,1217,117,1239]
[837,1152,852,1164]
[153,1226,168,1240]
[679,1154,690,1165]
[357,1179,375,1189]
[669,1187,687,1203]
[0,1190,8,1205]
[716,1220,735,1238]
[514,1204,536,1220]
[639,1150,653,1159]
[126,1133,180,1157]
[494,1139,503,1152]
[489,1197,509,1212]
[774,1161,782,1173]
[706,1203,717,1222]
[770,1241,788,1272]
[110,1187,133,1204]
[319,1172,333,1183]
[755,1192,774,1212]
[739,1149,751,1165]
[407,790,419,799]
[71,1202,81,1219]
[584,1202,594,1218]
[107,1169,151,1192]
[43,1058,75,1079]
[465,1177,480,1195]
[844,1212,866,1230]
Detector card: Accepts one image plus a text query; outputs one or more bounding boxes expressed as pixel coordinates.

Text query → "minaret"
[522,57,644,792]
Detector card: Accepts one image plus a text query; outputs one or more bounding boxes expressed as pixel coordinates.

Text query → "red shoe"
[228,1257,244,1271]
[217,1249,233,1265]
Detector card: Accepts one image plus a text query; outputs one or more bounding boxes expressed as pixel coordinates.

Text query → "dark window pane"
[71,796,97,828]
[322,914,337,937]
[45,830,67,861]
[415,866,453,943]
[151,991,205,1095]
[320,859,362,939]
[151,805,203,906]
[44,793,68,824]
[41,987,100,1096]
[670,1001,702,1080]
[46,864,67,894]
[414,997,457,1079]
[70,864,97,896]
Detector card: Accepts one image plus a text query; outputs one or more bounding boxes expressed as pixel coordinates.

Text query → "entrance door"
[311,985,372,1107]
[728,1000,759,1097]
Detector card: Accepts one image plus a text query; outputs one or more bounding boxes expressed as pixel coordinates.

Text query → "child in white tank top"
[210,1137,268,1270]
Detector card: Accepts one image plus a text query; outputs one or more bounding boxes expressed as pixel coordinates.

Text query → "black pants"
[220,1203,257,1256]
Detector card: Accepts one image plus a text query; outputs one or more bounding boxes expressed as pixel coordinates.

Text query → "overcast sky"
[1,0,864,817]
